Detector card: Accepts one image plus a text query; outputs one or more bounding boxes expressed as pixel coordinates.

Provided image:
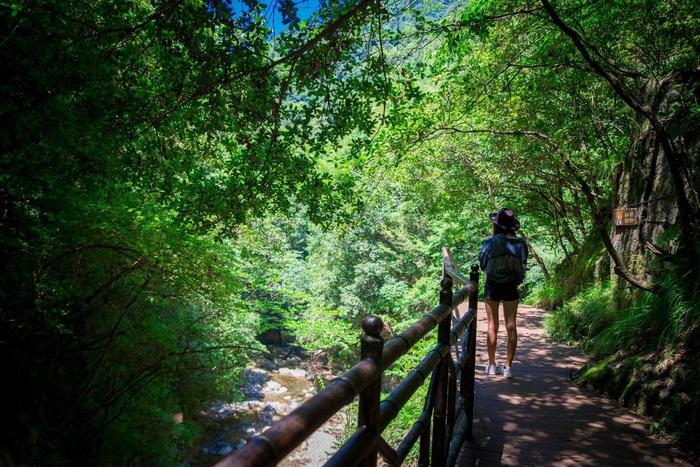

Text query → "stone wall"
[611,68,700,288]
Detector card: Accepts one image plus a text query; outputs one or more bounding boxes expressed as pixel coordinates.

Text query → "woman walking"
[478,208,528,378]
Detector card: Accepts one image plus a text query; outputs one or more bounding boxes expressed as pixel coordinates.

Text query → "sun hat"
[489,208,521,231]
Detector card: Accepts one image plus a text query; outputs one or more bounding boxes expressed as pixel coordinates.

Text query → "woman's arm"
[479,238,491,270]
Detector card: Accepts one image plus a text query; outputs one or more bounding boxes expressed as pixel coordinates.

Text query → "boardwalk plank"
[454,303,690,467]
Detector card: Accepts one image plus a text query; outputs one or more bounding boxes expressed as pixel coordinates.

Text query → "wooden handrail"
[443,247,470,285]
[216,249,480,467]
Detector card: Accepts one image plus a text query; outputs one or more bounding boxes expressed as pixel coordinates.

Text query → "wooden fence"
[216,247,480,466]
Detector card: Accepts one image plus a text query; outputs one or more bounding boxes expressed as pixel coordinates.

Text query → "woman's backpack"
[481,235,526,284]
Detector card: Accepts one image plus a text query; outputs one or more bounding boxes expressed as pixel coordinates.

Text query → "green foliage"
[547,269,699,356]
[2,0,698,462]
[579,356,616,384]
[380,378,430,465]
[596,270,700,353]
[228,214,310,336]
[545,266,700,448]
[527,280,570,311]
[290,307,358,367]
[531,234,605,309]
[544,283,614,346]
[0,0,396,463]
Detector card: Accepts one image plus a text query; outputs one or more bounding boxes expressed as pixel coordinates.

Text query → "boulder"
[203,442,233,456]
[278,367,307,378]
[263,380,288,393]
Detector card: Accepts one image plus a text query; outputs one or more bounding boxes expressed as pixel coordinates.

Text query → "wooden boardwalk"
[454,302,690,466]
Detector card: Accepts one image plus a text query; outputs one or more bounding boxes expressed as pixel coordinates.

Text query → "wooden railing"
[216,247,480,467]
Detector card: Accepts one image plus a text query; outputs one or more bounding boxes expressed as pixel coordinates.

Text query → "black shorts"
[483,281,519,301]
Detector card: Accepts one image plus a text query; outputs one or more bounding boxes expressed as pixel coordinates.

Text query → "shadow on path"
[454,303,689,466]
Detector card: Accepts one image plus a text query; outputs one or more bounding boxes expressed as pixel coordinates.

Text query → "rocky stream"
[192,347,348,466]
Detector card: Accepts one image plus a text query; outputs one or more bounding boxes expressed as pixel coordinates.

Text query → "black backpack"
[484,236,525,284]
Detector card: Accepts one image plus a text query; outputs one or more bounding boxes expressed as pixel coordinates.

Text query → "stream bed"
[193,350,348,466]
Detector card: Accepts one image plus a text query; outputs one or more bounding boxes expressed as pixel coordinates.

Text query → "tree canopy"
[1,0,698,463]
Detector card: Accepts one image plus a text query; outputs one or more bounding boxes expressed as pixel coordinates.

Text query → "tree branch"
[539,0,696,257]
[142,0,374,133]
[451,124,657,291]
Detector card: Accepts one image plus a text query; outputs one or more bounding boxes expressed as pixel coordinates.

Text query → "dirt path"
[455,302,690,466]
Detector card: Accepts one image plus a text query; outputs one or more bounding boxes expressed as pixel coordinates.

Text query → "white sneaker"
[484,363,497,375]
[502,366,513,378]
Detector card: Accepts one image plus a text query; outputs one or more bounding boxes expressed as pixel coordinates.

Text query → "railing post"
[432,275,452,466]
[358,315,384,467]
[462,264,480,437]
[418,368,434,467]
[446,357,457,445]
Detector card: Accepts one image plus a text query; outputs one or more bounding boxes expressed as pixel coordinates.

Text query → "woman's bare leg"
[485,299,500,365]
[503,300,519,367]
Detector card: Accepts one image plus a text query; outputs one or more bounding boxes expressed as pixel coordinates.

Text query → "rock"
[263,380,288,394]
[258,328,285,346]
[201,399,271,424]
[278,367,307,378]
[257,357,277,372]
[259,405,278,424]
[247,400,264,410]
[236,439,247,450]
[203,442,233,456]
[265,380,282,390]
[204,401,238,421]
[241,368,269,399]
[611,71,700,288]
[381,321,393,340]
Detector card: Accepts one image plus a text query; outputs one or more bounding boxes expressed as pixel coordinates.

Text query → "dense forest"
[1,0,698,464]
